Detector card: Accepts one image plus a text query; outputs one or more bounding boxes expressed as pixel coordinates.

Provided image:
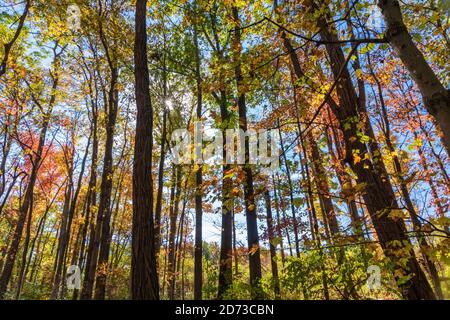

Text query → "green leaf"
[293,197,304,208]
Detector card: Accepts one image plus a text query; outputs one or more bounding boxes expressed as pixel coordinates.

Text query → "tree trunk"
[79,85,99,300]
[232,207,239,276]
[52,132,90,299]
[131,0,159,300]
[154,109,167,256]
[154,41,168,256]
[370,64,444,299]
[298,125,330,300]
[0,0,30,77]
[93,66,118,300]
[175,195,188,299]
[0,51,60,298]
[168,167,181,300]
[193,8,203,300]
[308,135,339,235]
[378,0,450,152]
[263,189,281,299]
[217,90,233,300]
[314,12,435,299]
[14,195,33,299]
[231,7,262,299]
[277,124,300,256]
[272,175,286,265]
[415,135,448,231]
[51,157,74,299]
[325,119,365,240]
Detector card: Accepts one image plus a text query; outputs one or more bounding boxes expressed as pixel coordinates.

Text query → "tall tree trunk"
[0,107,21,205]
[79,82,99,300]
[231,7,262,299]
[75,125,97,299]
[263,189,281,299]
[274,173,292,258]
[232,206,239,276]
[168,167,181,300]
[154,110,167,256]
[217,90,233,299]
[180,228,187,300]
[131,0,159,300]
[80,146,100,300]
[51,156,74,299]
[0,128,42,300]
[193,8,203,300]
[324,112,366,244]
[27,200,54,283]
[308,135,339,235]
[14,195,33,299]
[52,133,90,299]
[272,175,286,265]
[155,39,168,256]
[93,66,118,300]
[308,132,358,299]
[175,195,188,299]
[161,206,170,297]
[277,124,300,256]
[298,125,330,300]
[27,204,52,284]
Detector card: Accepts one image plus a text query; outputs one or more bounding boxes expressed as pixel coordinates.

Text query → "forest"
[0,0,449,301]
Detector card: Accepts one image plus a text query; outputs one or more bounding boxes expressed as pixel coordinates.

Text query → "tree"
[131,0,159,300]
[231,5,263,299]
[378,0,450,152]
[0,44,64,299]
[192,4,204,300]
[313,4,436,299]
[0,0,31,77]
